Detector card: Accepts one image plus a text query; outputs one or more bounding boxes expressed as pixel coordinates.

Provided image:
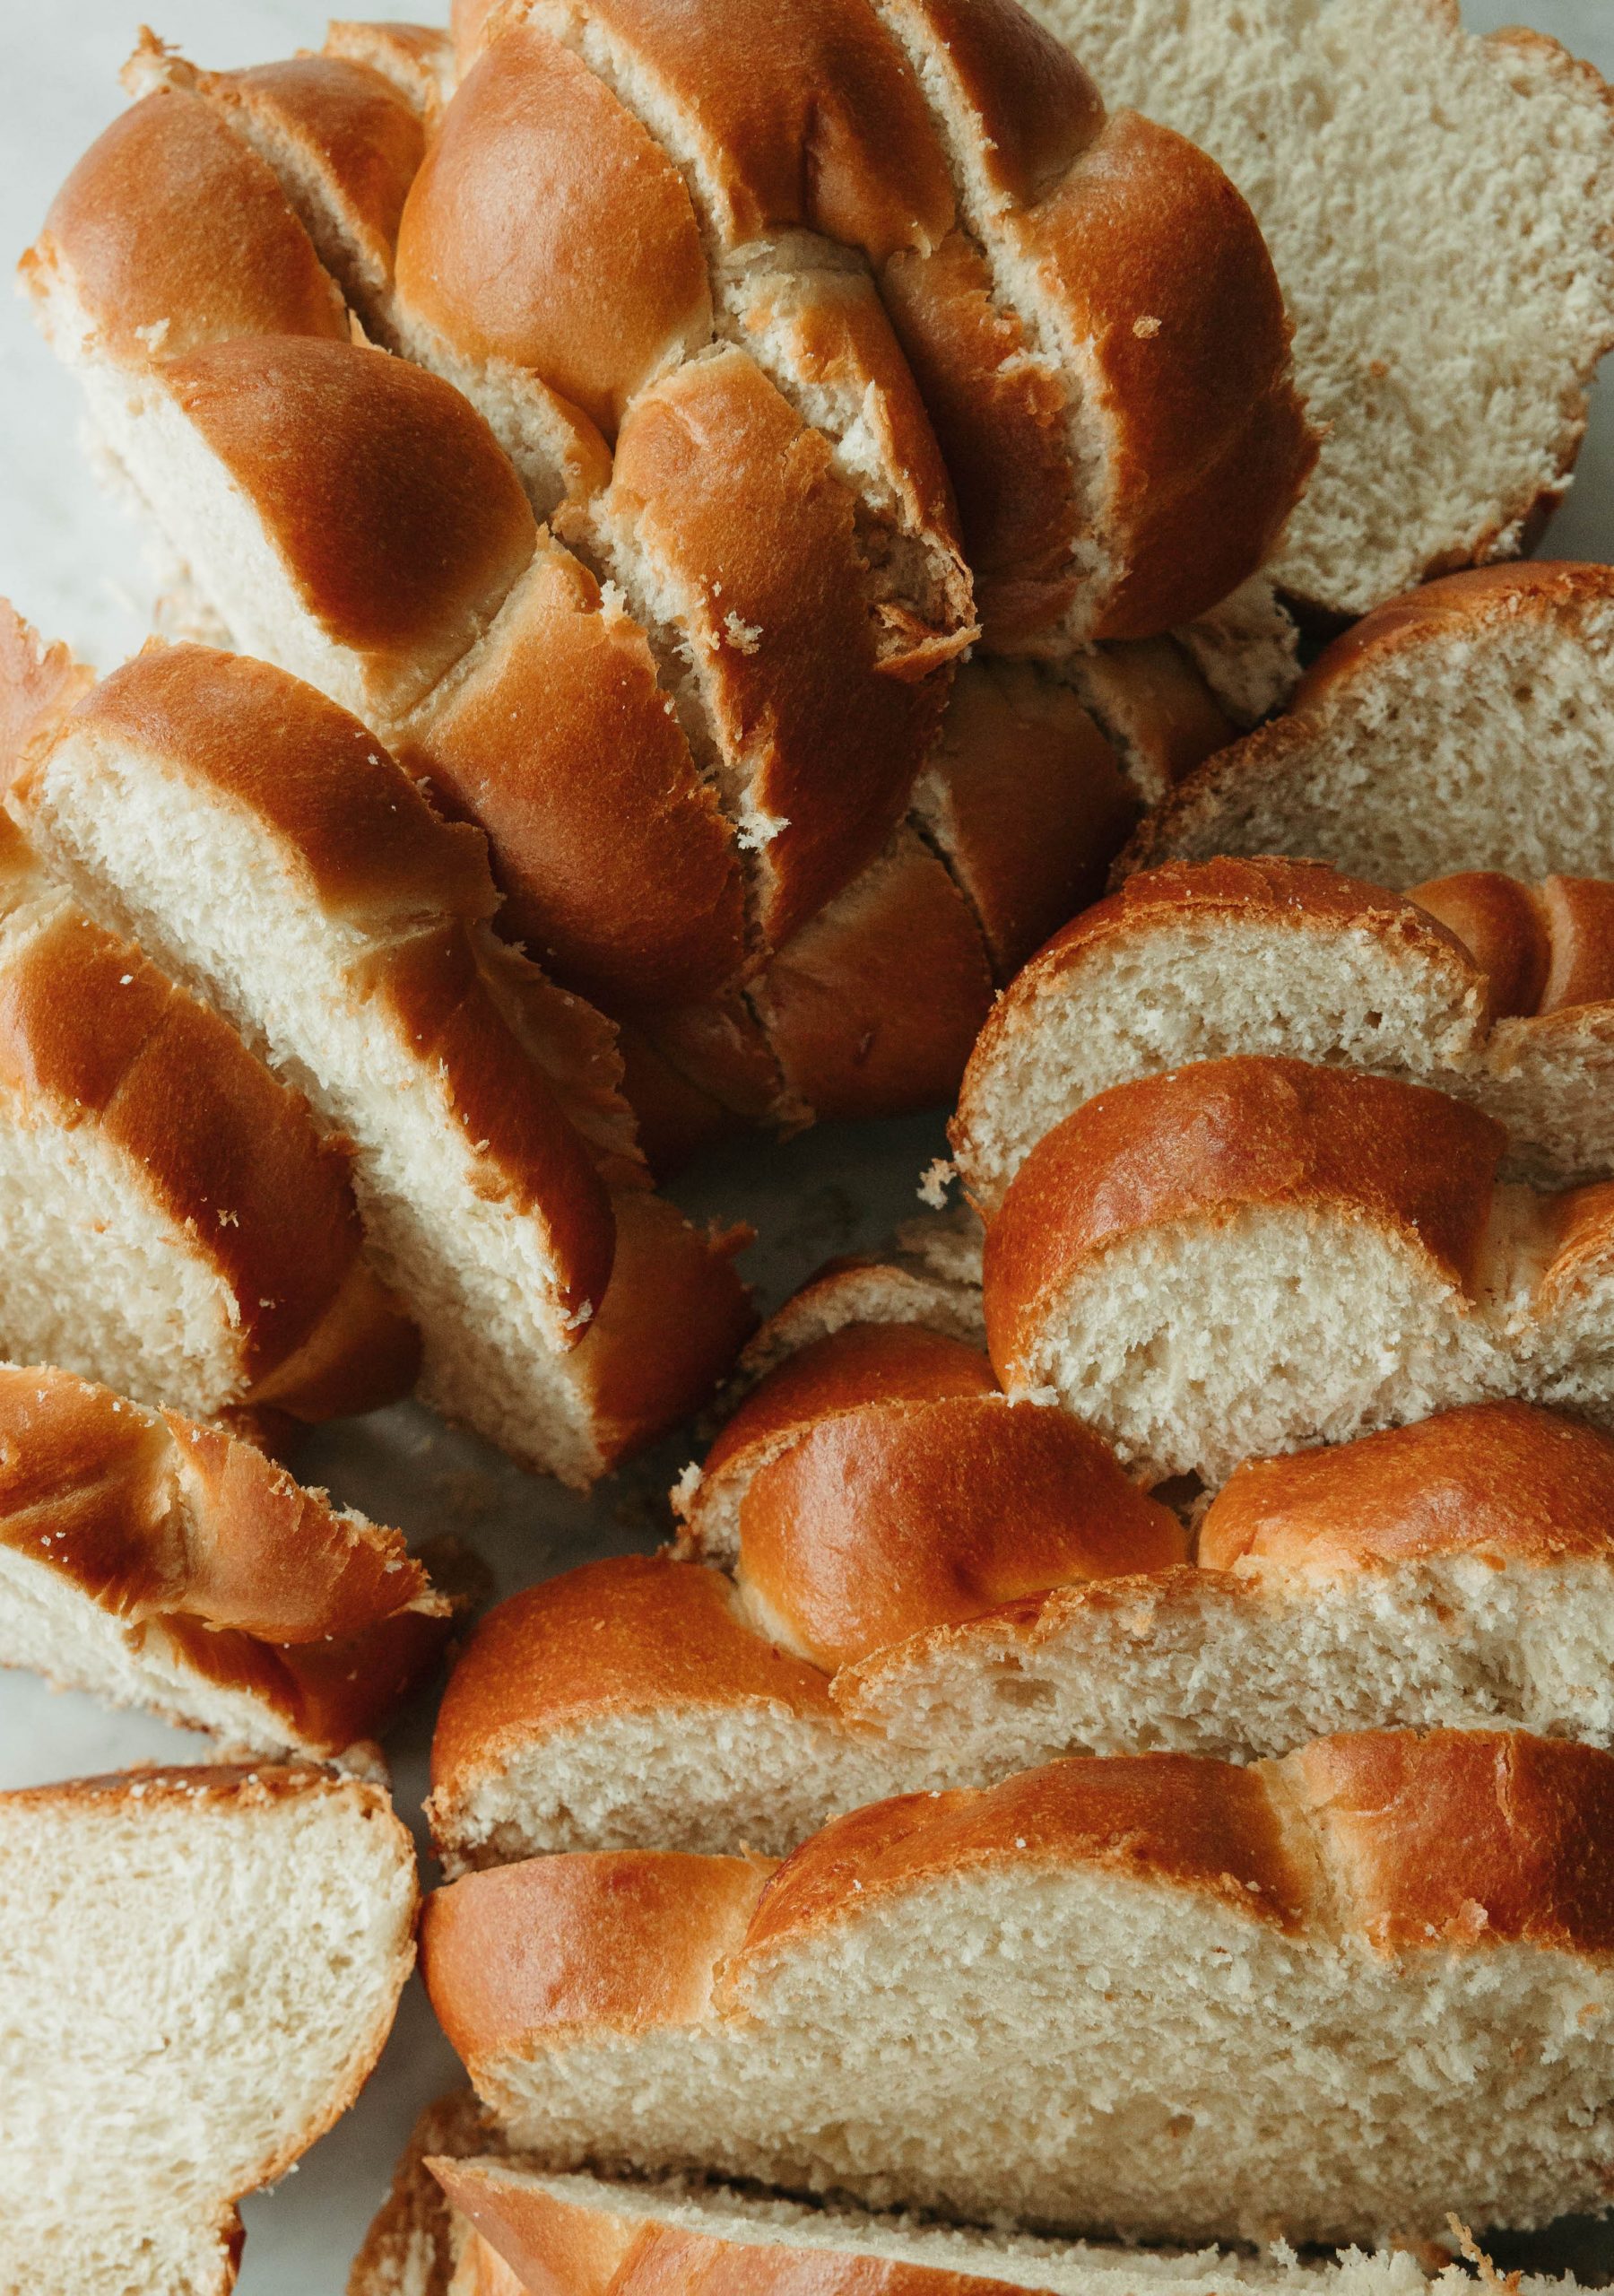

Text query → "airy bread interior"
[0,1769,414,2273]
[1020,0,1614,619]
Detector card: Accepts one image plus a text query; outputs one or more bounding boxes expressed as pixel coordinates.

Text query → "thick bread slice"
[487,0,1313,650]
[1018,0,1614,622]
[420,2156,1588,2296]
[980,1054,1614,1484]
[0,1762,416,2289]
[0,768,413,1422]
[953,856,1614,1209]
[1124,566,1614,887]
[10,637,752,1483]
[0,1361,450,1759]
[419,1728,1614,2244]
[427,1399,1614,1864]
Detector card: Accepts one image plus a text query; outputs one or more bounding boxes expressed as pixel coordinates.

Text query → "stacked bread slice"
[4,612,753,1485]
[0,1762,416,2295]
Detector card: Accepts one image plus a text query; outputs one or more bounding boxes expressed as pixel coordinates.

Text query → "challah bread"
[0,709,413,1421]
[430,1373,1614,1865]
[0,1761,416,2294]
[455,0,1313,653]
[425,2158,1593,2296]
[8,626,752,1483]
[1018,0,1614,622]
[1124,566,1614,888]
[981,1054,1614,1485]
[0,1361,451,1761]
[954,857,1614,1211]
[421,1728,1614,2244]
[348,2091,503,2296]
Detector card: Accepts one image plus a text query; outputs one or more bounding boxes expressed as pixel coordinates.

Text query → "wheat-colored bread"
[428,1395,1614,1864]
[460,0,1313,653]
[0,1761,416,2292]
[1124,566,1614,887]
[437,2159,1593,2296]
[323,20,458,128]
[1018,0,1614,622]
[0,687,414,1422]
[980,1052,1614,1485]
[0,1360,451,1760]
[420,1727,1614,2244]
[358,2101,1595,2296]
[953,856,1614,1210]
[8,629,752,1483]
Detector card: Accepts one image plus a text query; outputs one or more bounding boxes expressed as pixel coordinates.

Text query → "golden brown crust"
[0,891,420,1417]
[421,1850,770,2074]
[396,27,710,436]
[1407,872,1550,1022]
[1124,565,1614,878]
[982,1057,1507,1391]
[1200,1400,1614,1577]
[160,336,537,721]
[915,662,1139,981]
[22,90,349,360]
[601,348,951,946]
[739,1396,1187,1669]
[749,833,994,1121]
[1539,878,1614,1015]
[407,537,746,1011]
[429,1554,835,1848]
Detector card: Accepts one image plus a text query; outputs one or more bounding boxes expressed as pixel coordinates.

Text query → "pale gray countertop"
[3,4,1614,2287]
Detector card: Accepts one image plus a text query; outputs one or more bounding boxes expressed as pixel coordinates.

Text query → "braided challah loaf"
[420,1727,1614,2245]
[954,855,1614,1209]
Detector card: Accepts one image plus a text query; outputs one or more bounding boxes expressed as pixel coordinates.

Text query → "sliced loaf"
[953,855,1614,1210]
[0,1762,415,2292]
[1124,567,1614,887]
[983,1052,1614,1483]
[0,1361,450,1760]
[420,1728,1614,2244]
[1017,0,1614,621]
[7,628,751,1483]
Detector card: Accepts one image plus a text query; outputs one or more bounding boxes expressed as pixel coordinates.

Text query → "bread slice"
[421,2155,1590,2296]
[0,653,414,1421]
[8,629,752,1484]
[1124,566,1614,889]
[983,1052,1614,1484]
[1017,0,1614,622]
[953,856,1614,1211]
[459,0,1312,653]
[0,1761,416,2291]
[420,1727,1614,2245]
[0,1360,451,1760]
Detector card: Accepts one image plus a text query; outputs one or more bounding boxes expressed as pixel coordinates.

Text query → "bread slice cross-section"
[0,1361,451,1760]
[982,1052,1614,1484]
[0,1761,416,2294]
[1124,566,1614,888]
[1015,0,1614,622]
[419,1727,1614,2246]
[7,625,752,1484]
[953,855,1614,1211]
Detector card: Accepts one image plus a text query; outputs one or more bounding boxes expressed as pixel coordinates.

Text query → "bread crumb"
[1132,315,1161,339]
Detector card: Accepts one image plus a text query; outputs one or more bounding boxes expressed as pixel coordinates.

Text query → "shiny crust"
[421,1850,769,2074]
[982,1057,1507,1392]
[21,89,350,359]
[601,348,952,947]
[160,337,538,722]
[1199,1398,1614,1577]
[749,832,994,1120]
[0,876,418,1419]
[0,1362,450,1754]
[34,641,617,1346]
[1123,565,1614,877]
[421,1732,1614,2078]
[409,535,746,1011]
[915,661,1139,980]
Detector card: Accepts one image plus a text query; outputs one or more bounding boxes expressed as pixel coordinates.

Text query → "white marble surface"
[4,4,1614,2287]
